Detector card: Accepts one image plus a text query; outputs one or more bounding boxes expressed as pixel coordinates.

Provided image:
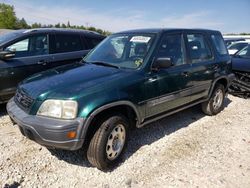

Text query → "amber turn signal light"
[67,131,76,139]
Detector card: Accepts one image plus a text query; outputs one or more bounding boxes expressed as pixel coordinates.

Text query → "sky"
[1,0,250,33]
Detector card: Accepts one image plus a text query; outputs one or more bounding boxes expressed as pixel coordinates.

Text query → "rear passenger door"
[184,32,217,101]
[48,33,89,69]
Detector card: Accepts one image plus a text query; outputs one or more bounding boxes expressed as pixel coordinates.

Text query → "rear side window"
[186,34,213,63]
[211,34,228,55]
[53,34,83,53]
[85,37,103,48]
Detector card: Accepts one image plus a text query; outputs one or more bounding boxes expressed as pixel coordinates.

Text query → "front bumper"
[7,98,85,150]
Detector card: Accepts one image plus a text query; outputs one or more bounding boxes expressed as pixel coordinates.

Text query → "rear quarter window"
[85,37,103,49]
[211,34,228,55]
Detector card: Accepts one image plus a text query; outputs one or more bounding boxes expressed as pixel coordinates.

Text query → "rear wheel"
[87,114,129,170]
[202,84,225,115]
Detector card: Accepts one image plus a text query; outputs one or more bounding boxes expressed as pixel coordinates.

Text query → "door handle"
[37,60,47,65]
[148,77,157,82]
[181,71,190,77]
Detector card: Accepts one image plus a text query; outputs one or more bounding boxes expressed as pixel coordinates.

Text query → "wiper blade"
[90,61,120,69]
[79,58,88,64]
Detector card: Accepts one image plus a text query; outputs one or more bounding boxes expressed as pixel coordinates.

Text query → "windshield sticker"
[135,59,143,67]
[130,36,151,43]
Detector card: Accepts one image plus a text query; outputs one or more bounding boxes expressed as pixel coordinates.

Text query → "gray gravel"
[0,95,250,188]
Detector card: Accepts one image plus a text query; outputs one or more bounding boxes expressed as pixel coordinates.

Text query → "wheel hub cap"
[106,124,126,160]
[213,89,223,110]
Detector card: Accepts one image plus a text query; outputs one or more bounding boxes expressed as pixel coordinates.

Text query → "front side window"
[5,35,48,58]
[186,34,213,63]
[156,34,185,66]
[211,34,228,55]
[85,34,155,69]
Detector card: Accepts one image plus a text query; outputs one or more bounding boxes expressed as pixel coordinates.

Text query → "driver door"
[144,32,193,118]
[0,34,51,100]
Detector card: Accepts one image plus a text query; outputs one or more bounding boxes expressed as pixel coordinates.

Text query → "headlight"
[37,100,78,119]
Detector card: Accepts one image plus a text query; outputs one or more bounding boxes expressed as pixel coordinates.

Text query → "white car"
[227,41,250,55]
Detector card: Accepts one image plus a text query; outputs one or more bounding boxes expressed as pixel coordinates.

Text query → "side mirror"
[152,57,172,70]
[0,51,15,60]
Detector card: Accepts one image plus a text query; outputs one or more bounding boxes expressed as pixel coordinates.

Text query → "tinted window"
[228,42,248,51]
[237,45,250,58]
[211,34,228,55]
[85,37,103,48]
[187,34,212,63]
[5,35,48,58]
[53,34,83,53]
[156,34,185,66]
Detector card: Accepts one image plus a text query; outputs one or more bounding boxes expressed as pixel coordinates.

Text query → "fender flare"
[208,75,230,98]
[79,100,140,140]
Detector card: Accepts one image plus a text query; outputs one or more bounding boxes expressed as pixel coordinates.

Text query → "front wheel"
[87,114,129,170]
[202,84,225,116]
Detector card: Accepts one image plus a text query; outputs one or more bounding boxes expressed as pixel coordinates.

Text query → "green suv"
[7,28,234,170]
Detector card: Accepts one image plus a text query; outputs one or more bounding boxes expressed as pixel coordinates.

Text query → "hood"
[20,63,131,99]
[232,57,250,73]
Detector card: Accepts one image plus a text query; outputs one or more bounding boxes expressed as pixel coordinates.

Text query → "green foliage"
[15,18,30,29]
[0,3,17,29]
[0,3,112,35]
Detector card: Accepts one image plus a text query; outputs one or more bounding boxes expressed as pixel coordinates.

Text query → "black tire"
[202,84,225,116]
[87,114,129,170]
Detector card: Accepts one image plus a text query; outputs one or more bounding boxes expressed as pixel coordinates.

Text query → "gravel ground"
[0,95,250,188]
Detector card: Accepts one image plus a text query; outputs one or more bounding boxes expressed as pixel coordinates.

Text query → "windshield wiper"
[90,61,120,69]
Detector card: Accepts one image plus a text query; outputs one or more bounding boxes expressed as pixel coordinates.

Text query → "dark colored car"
[229,44,250,97]
[7,28,234,170]
[224,38,245,47]
[227,41,250,55]
[0,28,105,103]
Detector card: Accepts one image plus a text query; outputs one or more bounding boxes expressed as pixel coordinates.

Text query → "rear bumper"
[7,98,85,150]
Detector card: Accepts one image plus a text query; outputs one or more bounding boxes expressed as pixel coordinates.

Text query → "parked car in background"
[224,38,245,47]
[0,28,105,103]
[227,41,250,55]
[229,44,250,97]
[223,35,250,47]
[7,28,234,170]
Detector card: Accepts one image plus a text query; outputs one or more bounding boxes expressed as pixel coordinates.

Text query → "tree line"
[0,3,111,35]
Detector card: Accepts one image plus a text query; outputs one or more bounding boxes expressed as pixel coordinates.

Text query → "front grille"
[15,89,34,112]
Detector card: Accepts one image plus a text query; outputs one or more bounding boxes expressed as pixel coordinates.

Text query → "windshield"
[236,44,250,58]
[0,31,21,44]
[84,34,155,69]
